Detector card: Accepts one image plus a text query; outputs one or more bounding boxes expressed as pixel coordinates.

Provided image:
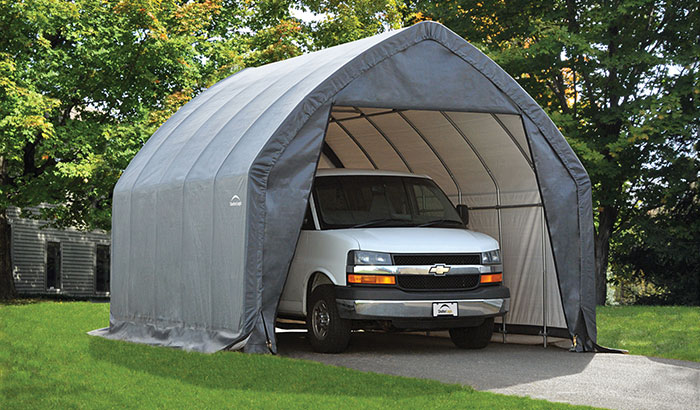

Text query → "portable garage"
[92,21,597,353]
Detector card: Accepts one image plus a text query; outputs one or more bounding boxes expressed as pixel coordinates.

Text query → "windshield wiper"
[417,219,464,227]
[350,218,413,228]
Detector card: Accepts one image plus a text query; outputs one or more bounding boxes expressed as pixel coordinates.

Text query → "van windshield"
[313,175,464,229]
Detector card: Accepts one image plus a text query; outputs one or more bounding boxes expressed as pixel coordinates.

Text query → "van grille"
[397,274,480,290]
[392,254,481,265]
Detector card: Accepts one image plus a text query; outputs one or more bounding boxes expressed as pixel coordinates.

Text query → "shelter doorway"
[317,106,567,344]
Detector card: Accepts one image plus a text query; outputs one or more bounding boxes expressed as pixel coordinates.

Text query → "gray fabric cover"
[93,21,596,353]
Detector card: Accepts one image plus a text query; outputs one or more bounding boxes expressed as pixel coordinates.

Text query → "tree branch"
[22,137,39,177]
[546,73,570,114]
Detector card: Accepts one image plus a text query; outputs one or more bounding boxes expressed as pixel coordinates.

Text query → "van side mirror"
[456,204,469,226]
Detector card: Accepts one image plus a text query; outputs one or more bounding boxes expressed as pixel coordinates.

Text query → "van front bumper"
[334,285,510,321]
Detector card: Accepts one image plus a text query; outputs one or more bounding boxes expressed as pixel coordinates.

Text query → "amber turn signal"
[348,274,396,285]
[480,273,503,284]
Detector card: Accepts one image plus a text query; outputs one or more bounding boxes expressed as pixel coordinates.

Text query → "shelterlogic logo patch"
[229,195,242,207]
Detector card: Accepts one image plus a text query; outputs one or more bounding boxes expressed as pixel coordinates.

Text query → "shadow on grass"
[88,336,462,398]
[648,356,700,369]
[1,295,109,305]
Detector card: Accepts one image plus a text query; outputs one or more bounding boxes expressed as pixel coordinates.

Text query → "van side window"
[302,203,315,230]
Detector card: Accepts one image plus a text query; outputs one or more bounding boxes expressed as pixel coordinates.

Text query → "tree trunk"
[594,206,617,305]
[0,208,16,300]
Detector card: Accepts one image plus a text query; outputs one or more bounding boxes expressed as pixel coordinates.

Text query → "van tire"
[306,285,351,353]
[449,317,494,349]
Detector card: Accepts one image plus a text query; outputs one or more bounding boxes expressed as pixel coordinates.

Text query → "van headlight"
[352,251,392,265]
[481,250,501,265]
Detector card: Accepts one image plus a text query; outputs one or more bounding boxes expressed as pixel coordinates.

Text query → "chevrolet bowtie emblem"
[429,264,450,275]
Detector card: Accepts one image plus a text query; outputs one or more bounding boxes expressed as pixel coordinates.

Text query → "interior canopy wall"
[91,21,597,353]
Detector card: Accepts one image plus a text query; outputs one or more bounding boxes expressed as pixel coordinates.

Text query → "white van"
[278,169,510,352]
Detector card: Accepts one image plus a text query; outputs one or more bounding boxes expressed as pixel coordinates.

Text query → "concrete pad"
[277,331,700,410]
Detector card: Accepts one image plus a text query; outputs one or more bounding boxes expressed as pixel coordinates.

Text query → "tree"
[0,53,57,299]
[416,0,700,304]
[0,0,238,299]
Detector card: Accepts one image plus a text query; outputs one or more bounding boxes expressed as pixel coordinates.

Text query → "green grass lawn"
[597,305,700,362]
[0,301,588,409]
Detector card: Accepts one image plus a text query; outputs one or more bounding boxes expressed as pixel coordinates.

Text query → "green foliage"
[0,301,591,409]
[0,0,235,229]
[610,181,700,305]
[597,305,700,361]
[300,1,405,49]
[245,15,307,66]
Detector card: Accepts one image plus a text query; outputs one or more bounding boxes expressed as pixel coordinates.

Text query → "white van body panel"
[278,230,358,315]
[278,227,499,317]
[333,227,499,254]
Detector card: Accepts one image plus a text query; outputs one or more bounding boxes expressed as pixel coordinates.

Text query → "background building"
[8,206,110,297]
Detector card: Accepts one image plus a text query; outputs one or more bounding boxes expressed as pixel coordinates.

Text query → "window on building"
[95,245,110,293]
[46,242,61,290]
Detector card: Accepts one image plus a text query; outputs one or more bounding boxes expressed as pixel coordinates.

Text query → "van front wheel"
[449,317,494,349]
[307,285,351,353]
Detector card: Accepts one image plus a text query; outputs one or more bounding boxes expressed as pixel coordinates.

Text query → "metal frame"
[541,206,548,347]
[470,203,542,211]
[321,141,344,168]
[329,115,378,169]
[329,108,402,123]
[351,107,414,173]
[490,113,534,170]
[397,111,463,203]
[440,111,501,240]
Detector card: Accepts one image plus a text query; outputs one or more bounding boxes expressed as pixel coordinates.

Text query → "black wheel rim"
[312,300,330,340]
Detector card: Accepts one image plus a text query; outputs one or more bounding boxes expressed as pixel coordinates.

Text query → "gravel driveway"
[277,330,700,410]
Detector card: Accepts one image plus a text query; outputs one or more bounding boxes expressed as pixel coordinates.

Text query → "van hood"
[331,227,499,254]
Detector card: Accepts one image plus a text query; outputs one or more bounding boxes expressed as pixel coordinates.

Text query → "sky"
[290,6,327,23]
